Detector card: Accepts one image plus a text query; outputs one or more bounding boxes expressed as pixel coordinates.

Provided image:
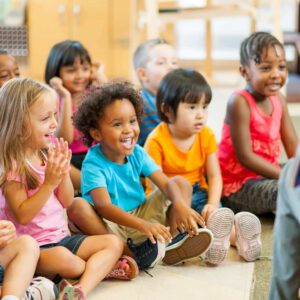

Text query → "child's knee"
[55,246,85,275]
[67,197,89,218]
[105,235,124,255]
[173,176,193,195]
[16,235,39,258]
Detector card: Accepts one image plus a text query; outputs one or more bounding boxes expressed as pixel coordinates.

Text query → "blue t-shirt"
[81,144,159,211]
[138,88,160,146]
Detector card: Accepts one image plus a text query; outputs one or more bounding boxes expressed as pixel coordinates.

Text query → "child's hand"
[0,220,16,248]
[201,204,218,223]
[44,138,71,189]
[49,77,71,99]
[173,203,205,237]
[139,220,172,244]
[91,62,108,85]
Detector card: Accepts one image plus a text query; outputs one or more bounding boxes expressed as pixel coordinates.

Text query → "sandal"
[58,281,85,300]
[105,255,139,280]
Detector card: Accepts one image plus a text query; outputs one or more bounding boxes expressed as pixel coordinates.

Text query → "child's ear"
[136,67,147,83]
[161,103,174,123]
[239,64,250,81]
[89,128,102,143]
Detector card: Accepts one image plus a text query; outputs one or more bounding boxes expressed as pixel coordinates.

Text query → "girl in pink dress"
[218,32,298,214]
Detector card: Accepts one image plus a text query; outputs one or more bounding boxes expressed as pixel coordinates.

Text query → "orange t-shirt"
[144,122,218,193]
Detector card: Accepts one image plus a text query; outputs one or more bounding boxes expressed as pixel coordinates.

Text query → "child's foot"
[163,228,213,265]
[205,207,234,265]
[235,212,262,262]
[127,238,166,270]
[105,255,139,280]
[58,281,85,300]
[24,276,58,300]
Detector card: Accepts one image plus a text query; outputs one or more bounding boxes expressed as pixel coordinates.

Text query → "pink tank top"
[218,90,282,196]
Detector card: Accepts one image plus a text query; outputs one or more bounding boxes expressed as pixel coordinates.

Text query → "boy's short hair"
[157,68,212,123]
[74,80,144,146]
[240,31,284,66]
[133,38,168,70]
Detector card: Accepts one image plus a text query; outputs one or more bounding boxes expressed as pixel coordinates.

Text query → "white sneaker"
[205,207,234,265]
[23,276,58,300]
[234,212,262,262]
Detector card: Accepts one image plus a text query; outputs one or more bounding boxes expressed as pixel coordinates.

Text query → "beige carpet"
[251,214,275,300]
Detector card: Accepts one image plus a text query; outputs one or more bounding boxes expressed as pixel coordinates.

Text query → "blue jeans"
[191,182,222,214]
[191,182,209,214]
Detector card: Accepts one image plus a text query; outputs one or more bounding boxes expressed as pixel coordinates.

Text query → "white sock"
[2,296,20,300]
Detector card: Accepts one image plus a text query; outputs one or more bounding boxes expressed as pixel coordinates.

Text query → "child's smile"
[95,99,140,164]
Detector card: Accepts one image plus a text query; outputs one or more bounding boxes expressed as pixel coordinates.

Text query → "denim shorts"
[0,264,4,283]
[40,234,87,254]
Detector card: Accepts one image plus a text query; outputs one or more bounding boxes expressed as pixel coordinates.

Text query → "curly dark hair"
[73,80,144,146]
[240,31,284,66]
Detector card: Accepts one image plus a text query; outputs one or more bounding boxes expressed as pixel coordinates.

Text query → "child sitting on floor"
[218,32,298,214]
[0,78,136,300]
[144,68,262,264]
[67,80,214,270]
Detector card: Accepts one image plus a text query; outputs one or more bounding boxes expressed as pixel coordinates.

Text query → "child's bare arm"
[0,220,16,249]
[49,77,74,143]
[4,140,70,224]
[279,94,298,158]
[228,94,281,179]
[91,187,171,244]
[149,170,205,236]
[202,152,222,221]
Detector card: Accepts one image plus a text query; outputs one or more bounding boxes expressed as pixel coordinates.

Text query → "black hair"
[156,68,212,123]
[45,40,92,83]
[73,80,144,147]
[240,31,284,66]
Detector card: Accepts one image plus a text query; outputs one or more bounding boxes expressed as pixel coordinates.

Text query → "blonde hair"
[0,78,52,189]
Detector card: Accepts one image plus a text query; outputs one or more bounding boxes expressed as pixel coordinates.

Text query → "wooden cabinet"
[27,0,110,81]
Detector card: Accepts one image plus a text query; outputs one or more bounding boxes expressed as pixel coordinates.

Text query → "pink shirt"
[0,161,69,246]
[59,98,89,154]
[218,89,282,196]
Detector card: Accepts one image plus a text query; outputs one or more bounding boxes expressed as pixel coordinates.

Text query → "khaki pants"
[104,189,171,244]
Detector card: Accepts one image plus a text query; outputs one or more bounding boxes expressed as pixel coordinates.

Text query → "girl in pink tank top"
[218,32,298,214]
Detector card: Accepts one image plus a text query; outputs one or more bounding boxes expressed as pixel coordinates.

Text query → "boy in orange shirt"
[145,68,262,265]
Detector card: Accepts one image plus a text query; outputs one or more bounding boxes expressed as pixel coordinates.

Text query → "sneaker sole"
[149,240,166,268]
[163,228,213,265]
[205,208,234,265]
[235,212,262,262]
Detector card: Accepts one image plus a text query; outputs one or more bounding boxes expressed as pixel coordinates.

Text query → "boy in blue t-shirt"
[67,80,213,270]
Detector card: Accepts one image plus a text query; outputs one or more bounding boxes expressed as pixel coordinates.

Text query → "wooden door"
[27,0,71,81]
[71,0,111,76]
